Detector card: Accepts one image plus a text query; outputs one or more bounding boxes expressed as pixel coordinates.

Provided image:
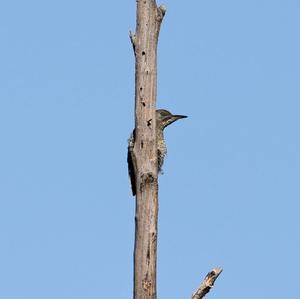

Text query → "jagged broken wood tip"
[191,268,223,299]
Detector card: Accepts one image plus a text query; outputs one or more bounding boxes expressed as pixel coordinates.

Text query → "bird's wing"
[127,130,136,196]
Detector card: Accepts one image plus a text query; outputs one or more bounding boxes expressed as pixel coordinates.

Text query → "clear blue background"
[0,1,299,298]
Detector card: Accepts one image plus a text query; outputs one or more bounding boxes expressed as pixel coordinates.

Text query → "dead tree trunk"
[129,1,165,299]
[129,2,222,299]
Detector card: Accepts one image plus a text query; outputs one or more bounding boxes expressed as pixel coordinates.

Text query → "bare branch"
[192,268,223,299]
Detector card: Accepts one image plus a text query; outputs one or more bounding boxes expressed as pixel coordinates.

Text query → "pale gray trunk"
[129,1,165,299]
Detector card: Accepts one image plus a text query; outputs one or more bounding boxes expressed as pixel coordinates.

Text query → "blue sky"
[1,1,300,298]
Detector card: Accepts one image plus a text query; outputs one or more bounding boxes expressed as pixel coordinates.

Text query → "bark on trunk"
[129,2,222,299]
[130,1,165,299]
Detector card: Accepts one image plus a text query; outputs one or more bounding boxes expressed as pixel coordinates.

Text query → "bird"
[127,109,187,196]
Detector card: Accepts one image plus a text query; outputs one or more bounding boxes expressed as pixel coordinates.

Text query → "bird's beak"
[163,114,187,128]
[172,115,188,120]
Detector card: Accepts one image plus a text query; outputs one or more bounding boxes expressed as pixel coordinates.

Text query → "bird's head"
[156,109,187,129]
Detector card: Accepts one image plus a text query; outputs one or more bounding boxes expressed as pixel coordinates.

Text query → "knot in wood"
[139,172,156,193]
